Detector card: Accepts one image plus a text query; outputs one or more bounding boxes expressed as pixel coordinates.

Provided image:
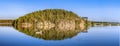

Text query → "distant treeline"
[91,21,120,26]
[0,20,13,26]
[0,20,13,23]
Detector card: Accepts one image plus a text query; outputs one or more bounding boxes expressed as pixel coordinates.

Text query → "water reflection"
[13,21,89,40]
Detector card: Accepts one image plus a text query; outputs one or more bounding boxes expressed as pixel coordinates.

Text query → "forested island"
[13,9,89,31]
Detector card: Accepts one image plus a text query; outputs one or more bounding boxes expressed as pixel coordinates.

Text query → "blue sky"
[0,0,120,22]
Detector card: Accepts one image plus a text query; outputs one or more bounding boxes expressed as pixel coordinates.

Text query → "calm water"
[0,26,119,46]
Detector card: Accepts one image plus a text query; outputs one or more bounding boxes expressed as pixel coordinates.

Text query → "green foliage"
[14,9,81,25]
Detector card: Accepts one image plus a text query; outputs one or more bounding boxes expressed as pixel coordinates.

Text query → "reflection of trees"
[13,23,89,40]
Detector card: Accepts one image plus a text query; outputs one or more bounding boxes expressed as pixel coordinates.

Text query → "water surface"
[0,26,119,46]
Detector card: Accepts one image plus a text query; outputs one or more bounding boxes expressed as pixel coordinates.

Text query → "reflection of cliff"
[13,21,89,40]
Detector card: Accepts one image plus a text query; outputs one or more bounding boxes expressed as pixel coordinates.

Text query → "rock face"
[13,9,89,40]
[36,21,55,30]
[58,20,75,31]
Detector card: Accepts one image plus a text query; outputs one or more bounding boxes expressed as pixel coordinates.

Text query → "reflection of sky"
[0,0,120,22]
